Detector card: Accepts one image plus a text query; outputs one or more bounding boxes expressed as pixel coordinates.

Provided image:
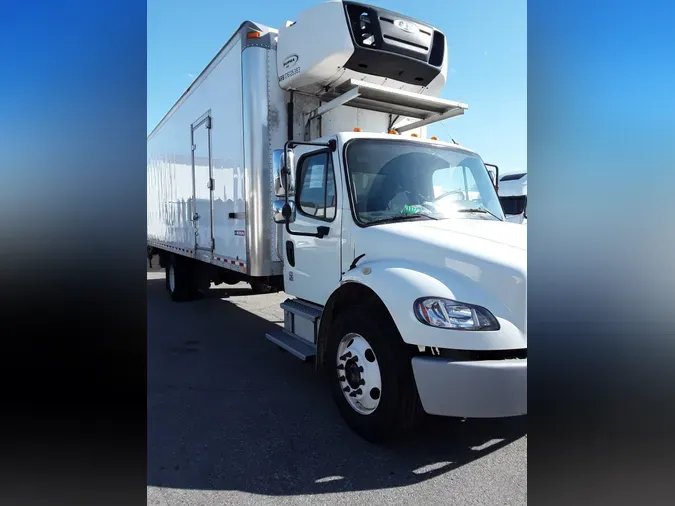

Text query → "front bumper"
[411,357,527,418]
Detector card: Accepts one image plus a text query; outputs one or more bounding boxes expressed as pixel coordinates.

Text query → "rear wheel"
[165,255,198,302]
[250,280,277,294]
[326,305,423,443]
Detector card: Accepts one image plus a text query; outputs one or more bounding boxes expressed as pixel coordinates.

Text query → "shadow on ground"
[147,274,526,496]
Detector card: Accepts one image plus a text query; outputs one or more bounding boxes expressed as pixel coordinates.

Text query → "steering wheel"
[433,189,466,202]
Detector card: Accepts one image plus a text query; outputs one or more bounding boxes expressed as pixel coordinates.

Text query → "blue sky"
[148,0,526,174]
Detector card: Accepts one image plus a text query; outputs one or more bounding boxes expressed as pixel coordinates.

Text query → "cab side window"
[296,152,336,221]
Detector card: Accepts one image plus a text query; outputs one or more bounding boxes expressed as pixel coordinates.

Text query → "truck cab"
[259,0,526,442]
[269,131,526,442]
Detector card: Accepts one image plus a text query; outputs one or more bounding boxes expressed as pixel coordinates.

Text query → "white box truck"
[497,172,528,224]
[148,0,527,442]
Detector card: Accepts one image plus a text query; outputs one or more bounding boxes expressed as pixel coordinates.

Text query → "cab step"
[265,330,317,361]
[265,298,323,361]
[280,298,323,322]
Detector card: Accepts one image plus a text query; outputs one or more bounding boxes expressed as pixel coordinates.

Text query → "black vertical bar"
[323,154,329,219]
[287,91,294,141]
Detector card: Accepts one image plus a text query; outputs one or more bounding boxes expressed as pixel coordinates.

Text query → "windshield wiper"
[457,206,502,221]
[373,213,439,225]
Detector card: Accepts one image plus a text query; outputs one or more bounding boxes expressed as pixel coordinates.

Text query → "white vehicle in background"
[147,0,527,442]
[498,172,527,224]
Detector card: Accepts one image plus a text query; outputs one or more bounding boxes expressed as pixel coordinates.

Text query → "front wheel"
[326,305,423,443]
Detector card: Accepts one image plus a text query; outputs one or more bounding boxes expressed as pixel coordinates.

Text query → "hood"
[352,218,527,333]
[367,218,526,255]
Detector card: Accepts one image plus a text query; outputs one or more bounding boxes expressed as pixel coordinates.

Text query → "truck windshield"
[345,139,505,225]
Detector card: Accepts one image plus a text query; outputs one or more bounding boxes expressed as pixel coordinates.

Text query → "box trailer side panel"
[148,37,246,268]
[148,24,284,278]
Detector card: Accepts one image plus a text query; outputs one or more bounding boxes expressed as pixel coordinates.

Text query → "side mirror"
[273,148,296,196]
[273,199,295,224]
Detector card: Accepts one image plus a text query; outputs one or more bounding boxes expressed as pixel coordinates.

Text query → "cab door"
[283,148,342,305]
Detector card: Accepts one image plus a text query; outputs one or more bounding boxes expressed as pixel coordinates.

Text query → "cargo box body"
[147,22,286,278]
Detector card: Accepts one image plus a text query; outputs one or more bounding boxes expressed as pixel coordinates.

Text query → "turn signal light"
[430,136,438,140]
[247,31,262,39]
[411,133,419,137]
[353,127,362,132]
[388,129,399,135]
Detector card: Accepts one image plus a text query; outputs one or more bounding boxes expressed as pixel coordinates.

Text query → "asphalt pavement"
[147,269,527,505]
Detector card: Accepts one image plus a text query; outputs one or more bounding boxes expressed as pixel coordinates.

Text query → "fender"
[319,258,526,359]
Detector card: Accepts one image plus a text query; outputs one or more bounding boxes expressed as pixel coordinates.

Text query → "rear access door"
[191,112,214,252]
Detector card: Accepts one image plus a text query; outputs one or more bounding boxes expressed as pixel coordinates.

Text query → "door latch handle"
[191,213,200,221]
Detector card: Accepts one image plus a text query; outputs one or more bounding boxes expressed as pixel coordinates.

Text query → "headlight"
[413,297,500,331]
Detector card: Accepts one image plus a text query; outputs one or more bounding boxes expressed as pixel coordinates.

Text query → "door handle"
[285,240,295,267]
[191,213,200,221]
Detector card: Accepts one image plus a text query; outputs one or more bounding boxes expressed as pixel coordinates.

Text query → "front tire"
[326,305,423,443]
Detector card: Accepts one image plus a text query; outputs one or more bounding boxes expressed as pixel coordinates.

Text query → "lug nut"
[359,379,366,386]
[358,366,364,373]
[339,352,352,360]
[349,388,363,397]
[343,386,350,392]
[338,376,345,381]
[337,364,345,370]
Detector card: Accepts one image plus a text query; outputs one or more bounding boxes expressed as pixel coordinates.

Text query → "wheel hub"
[345,359,361,389]
[336,333,382,415]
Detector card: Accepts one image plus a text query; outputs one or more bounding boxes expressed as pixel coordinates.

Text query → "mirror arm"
[485,163,499,193]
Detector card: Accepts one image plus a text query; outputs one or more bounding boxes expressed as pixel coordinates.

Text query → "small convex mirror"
[273,199,295,224]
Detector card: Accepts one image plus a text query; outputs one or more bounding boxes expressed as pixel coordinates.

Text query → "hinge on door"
[207,178,214,190]
[210,238,215,250]
[205,117,211,129]
[191,144,196,151]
